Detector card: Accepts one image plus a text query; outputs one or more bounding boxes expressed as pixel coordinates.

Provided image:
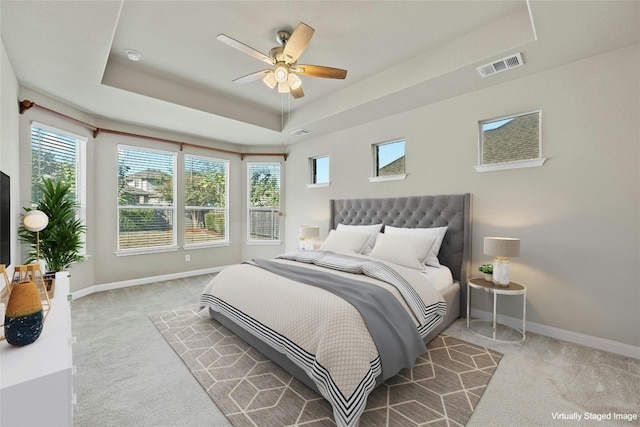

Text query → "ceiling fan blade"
[232,69,271,85]
[282,22,314,64]
[295,65,347,79]
[290,86,304,99]
[217,34,274,65]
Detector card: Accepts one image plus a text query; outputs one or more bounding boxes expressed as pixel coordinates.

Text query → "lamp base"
[492,260,511,285]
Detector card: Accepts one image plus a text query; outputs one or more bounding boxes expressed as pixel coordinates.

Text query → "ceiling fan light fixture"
[288,73,302,90]
[263,72,277,89]
[277,81,290,93]
[274,64,288,83]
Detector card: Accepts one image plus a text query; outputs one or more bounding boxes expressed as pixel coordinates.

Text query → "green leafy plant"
[18,178,86,272]
[479,264,493,274]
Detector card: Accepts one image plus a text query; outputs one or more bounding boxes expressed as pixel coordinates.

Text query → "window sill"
[475,158,546,172]
[184,241,231,250]
[115,246,179,256]
[246,240,282,246]
[368,174,407,183]
[306,182,330,189]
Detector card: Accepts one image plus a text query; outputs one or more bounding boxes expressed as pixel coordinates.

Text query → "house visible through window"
[247,162,281,242]
[31,122,87,253]
[117,145,177,252]
[374,139,405,177]
[310,155,330,185]
[184,155,229,246]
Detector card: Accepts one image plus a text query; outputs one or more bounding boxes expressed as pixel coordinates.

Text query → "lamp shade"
[22,210,49,232]
[288,73,302,90]
[263,72,277,89]
[299,225,320,238]
[484,237,520,258]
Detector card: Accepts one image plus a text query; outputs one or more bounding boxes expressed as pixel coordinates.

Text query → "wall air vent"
[477,53,524,78]
[290,128,312,136]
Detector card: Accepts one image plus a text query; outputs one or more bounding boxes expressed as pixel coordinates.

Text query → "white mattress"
[420,264,454,292]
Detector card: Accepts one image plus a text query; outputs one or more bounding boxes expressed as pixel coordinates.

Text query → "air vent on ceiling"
[290,128,312,136]
[477,53,523,78]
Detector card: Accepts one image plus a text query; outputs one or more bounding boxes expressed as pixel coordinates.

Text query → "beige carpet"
[150,305,502,427]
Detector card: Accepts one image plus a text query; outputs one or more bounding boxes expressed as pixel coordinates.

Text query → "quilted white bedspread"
[199,250,446,427]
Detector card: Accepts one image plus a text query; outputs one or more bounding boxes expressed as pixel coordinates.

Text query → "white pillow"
[369,233,438,270]
[336,223,383,255]
[319,229,371,255]
[384,225,448,267]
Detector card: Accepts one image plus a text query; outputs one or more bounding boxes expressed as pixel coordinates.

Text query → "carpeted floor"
[71,275,640,427]
[150,305,502,426]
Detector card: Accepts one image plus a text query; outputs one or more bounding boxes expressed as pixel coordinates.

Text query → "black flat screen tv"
[0,171,10,266]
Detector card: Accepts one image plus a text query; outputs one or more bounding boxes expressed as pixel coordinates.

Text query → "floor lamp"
[21,210,51,316]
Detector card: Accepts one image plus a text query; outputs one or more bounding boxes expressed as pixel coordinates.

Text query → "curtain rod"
[19,100,287,161]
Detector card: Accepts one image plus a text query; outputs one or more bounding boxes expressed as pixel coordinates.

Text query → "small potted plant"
[479,264,493,281]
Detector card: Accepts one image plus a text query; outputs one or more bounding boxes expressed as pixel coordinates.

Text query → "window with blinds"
[184,155,229,246]
[247,162,281,242]
[31,122,87,251]
[117,145,177,252]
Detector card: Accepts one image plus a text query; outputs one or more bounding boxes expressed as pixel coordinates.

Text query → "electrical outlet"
[185,254,191,262]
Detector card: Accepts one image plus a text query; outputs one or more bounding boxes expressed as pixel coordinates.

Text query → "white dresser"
[1,271,74,427]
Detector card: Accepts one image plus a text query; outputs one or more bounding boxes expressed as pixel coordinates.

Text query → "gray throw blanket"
[248,258,427,378]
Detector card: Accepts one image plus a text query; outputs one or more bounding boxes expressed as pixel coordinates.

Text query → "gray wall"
[283,45,640,348]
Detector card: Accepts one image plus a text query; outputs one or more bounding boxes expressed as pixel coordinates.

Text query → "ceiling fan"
[217,22,347,99]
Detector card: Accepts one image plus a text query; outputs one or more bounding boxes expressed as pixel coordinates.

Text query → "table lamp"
[484,237,520,285]
[299,225,320,250]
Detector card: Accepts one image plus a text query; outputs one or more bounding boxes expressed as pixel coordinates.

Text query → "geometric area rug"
[150,305,502,427]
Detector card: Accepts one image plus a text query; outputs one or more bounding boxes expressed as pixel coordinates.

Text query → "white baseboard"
[470,308,640,360]
[71,265,229,300]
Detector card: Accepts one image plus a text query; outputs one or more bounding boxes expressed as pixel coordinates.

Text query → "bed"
[199,193,471,426]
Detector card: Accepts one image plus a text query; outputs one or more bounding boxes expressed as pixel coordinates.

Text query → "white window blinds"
[31,122,87,251]
[117,145,176,252]
[184,155,229,245]
[247,162,281,241]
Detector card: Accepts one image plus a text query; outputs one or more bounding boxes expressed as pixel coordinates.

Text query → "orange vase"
[4,281,44,346]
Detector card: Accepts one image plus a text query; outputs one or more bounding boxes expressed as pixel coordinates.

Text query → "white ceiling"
[1,1,638,147]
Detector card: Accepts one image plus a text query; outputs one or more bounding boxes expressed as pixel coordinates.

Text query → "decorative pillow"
[336,223,383,255]
[369,233,438,270]
[319,229,372,255]
[384,225,448,267]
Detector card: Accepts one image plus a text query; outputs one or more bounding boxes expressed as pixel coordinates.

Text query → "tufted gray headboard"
[330,194,472,312]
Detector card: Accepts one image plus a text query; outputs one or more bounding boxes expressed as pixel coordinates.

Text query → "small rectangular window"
[374,139,405,177]
[184,155,229,246]
[247,162,281,242]
[310,155,330,185]
[117,145,177,252]
[476,110,545,172]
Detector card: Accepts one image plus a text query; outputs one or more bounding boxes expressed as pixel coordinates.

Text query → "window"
[309,155,330,186]
[117,145,177,253]
[31,122,87,251]
[476,110,545,172]
[247,162,281,242]
[184,155,229,246]
[370,139,406,182]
